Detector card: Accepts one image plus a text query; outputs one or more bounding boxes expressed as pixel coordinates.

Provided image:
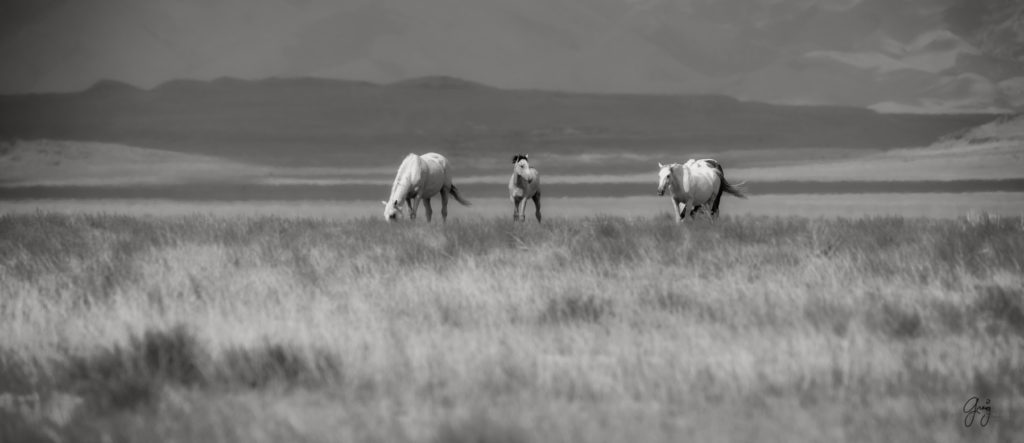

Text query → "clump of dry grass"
[1,213,1022,442]
[539,288,614,325]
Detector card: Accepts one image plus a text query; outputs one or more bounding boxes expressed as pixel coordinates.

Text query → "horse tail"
[450,183,472,206]
[713,163,747,199]
[721,178,747,198]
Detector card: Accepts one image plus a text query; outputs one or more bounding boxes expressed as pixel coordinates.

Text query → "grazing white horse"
[383,152,470,222]
[657,159,746,222]
[508,153,541,222]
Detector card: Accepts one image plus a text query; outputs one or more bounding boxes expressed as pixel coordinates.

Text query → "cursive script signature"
[963,397,992,427]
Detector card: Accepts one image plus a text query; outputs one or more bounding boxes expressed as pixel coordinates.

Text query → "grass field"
[1,213,1023,442]
[3,193,1024,220]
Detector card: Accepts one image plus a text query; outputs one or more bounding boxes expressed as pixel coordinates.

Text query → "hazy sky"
[0,0,1019,112]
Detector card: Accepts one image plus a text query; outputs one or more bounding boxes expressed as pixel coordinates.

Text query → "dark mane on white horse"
[509,153,540,222]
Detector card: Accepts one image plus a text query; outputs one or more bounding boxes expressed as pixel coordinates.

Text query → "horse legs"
[440,188,449,222]
[532,193,542,223]
[675,199,687,222]
[691,205,715,222]
[423,198,433,222]
[710,188,724,220]
[407,197,419,221]
[512,196,523,221]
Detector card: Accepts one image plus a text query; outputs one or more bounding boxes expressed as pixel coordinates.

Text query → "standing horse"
[383,152,470,222]
[509,153,541,222]
[657,159,745,222]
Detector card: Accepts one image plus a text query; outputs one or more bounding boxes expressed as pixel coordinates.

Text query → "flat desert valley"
[2,113,1023,219]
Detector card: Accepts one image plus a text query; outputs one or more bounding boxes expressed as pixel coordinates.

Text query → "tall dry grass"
[1,213,1022,442]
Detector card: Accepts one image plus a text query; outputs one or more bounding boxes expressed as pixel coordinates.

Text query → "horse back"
[683,161,721,204]
[418,153,450,196]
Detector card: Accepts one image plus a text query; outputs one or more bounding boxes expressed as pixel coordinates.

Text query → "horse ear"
[657,162,664,169]
[381,201,387,206]
[524,154,528,159]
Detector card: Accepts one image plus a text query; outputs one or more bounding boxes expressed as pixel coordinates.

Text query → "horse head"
[513,153,533,183]
[382,199,404,221]
[657,163,674,196]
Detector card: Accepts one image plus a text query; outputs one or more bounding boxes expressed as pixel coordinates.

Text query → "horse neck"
[669,165,688,198]
[515,166,536,183]
[388,175,410,204]
[390,157,419,201]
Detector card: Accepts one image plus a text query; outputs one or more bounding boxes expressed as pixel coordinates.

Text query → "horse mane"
[389,153,421,202]
[401,153,419,167]
[397,153,421,177]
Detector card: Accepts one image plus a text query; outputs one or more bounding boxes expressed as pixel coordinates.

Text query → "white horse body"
[509,154,541,222]
[658,159,745,222]
[383,152,470,221]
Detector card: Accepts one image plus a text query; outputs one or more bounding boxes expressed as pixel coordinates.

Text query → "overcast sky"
[0,0,1019,112]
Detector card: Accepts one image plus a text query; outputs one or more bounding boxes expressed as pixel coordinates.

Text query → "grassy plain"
[1,212,1023,442]
[3,193,1024,220]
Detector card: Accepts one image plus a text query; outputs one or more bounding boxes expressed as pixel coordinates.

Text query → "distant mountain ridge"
[1,0,1022,113]
[81,76,494,95]
[0,76,993,170]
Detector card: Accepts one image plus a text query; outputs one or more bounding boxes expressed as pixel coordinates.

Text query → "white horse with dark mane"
[657,159,746,222]
[383,152,470,222]
[509,153,541,222]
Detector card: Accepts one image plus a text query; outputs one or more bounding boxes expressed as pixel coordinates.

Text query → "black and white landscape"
[1,1,1022,442]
